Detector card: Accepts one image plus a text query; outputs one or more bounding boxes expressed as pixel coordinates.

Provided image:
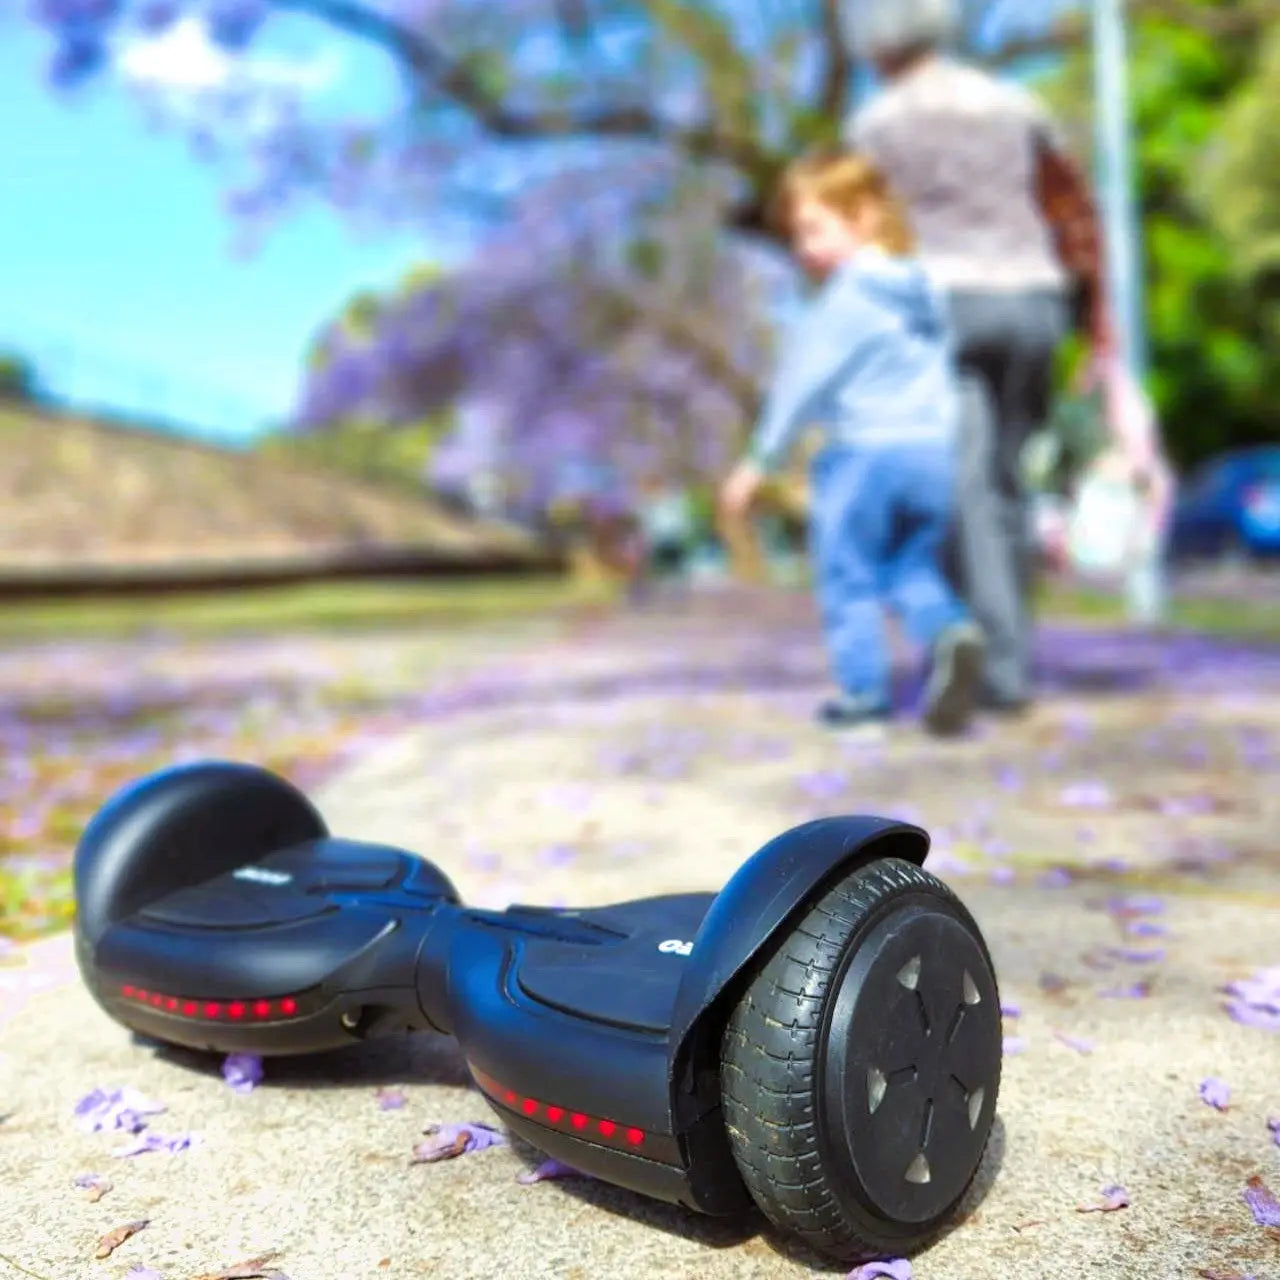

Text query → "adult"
[840,0,1107,713]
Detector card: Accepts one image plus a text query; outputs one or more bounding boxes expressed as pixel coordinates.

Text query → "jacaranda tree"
[24,0,1270,510]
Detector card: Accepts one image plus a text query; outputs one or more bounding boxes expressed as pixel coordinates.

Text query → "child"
[719,150,985,736]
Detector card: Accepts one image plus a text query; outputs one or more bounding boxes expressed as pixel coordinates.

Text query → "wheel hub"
[821,905,1001,1226]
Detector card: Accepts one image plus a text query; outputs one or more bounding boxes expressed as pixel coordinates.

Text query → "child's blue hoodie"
[748,247,960,472]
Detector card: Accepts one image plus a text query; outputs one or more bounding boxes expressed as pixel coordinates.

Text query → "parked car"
[1167,446,1280,562]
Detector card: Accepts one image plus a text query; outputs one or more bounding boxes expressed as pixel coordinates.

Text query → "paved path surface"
[2,589,1278,1280]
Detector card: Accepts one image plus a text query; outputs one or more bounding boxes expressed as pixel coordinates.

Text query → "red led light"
[468,1068,647,1151]
[119,985,306,1022]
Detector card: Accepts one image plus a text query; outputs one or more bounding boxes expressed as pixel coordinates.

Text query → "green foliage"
[646,0,759,137]
[261,414,454,493]
[1037,16,1280,466]
[0,351,36,402]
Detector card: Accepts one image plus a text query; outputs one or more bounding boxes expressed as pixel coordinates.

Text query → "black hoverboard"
[73,760,1002,1265]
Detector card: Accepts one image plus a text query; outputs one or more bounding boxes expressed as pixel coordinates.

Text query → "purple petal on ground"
[1243,1175,1280,1227]
[1000,1000,1022,1018]
[124,1269,165,1280]
[72,1172,110,1191]
[222,1053,263,1094]
[1198,1078,1230,1111]
[1060,781,1112,808]
[73,1086,165,1134]
[1105,946,1166,965]
[1054,1031,1095,1055]
[376,1088,407,1111]
[794,770,847,799]
[847,1261,912,1280]
[994,765,1022,792]
[1077,1184,1130,1212]
[1221,967,1280,1031]
[1126,920,1167,938]
[1037,867,1074,889]
[1267,1116,1280,1147]
[1003,1035,1027,1055]
[517,1157,591,1184]
[412,1121,506,1163]
[989,866,1016,885]
[537,843,577,868]
[1108,894,1164,917]
[111,1131,197,1157]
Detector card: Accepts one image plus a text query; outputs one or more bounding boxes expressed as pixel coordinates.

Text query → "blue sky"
[0,15,435,445]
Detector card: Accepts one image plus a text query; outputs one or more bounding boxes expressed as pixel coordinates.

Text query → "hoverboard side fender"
[664,816,929,1211]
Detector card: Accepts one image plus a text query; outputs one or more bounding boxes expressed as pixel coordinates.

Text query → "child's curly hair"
[768,149,916,256]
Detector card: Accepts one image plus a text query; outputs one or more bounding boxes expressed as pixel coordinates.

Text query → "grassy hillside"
[0,405,540,569]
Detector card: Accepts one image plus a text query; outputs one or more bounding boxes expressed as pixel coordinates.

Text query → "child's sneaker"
[923,622,985,737]
[816,696,892,736]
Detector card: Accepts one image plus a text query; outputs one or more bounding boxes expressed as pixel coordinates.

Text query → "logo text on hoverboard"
[233,866,293,886]
[657,939,693,956]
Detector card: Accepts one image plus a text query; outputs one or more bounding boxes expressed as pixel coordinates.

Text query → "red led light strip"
[119,984,302,1021]
[470,1067,645,1148]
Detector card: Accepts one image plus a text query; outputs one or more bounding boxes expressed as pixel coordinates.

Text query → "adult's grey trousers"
[944,286,1071,703]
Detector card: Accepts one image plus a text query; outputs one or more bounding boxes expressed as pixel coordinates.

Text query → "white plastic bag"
[1066,452,1144,578]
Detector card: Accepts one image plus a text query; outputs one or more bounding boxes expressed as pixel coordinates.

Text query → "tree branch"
[274,0,773,173]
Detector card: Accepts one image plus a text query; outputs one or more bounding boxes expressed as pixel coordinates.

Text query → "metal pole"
[1090,0,1146,383]
[1091,0,1166,622]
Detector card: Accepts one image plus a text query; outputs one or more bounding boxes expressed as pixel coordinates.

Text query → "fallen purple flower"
[376,1088,407,1111]
[847,1261,912,1280]
[111,1131,198,1158]
[73,1086,165,1135]
[125,1269,165,1280]
[1126,920,1167,938]
[1060,781,1112,808]
[1077,1184,1130,1213]
[1105,946,1166,965]
[1000,1000,1022,1018]
[1242,1175,1280,1227]
[1221,967,1280,1032]
[412,1121,505,1163]
[1199,1078,1231,1112]
[1054,1031,1095,1055]
[1037,867,1074,889]
[73,1171,112,1201]
[1267,1116,1280,1147]
[516,1157,589,1184]
[1003,1035,1027,1055]
[989,866,1015,885]
[1107,894,1165,918]
[222,1053,263,1095]
[537,843,577,868]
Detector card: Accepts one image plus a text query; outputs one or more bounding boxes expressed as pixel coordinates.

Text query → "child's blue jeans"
[809,440,970,708]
